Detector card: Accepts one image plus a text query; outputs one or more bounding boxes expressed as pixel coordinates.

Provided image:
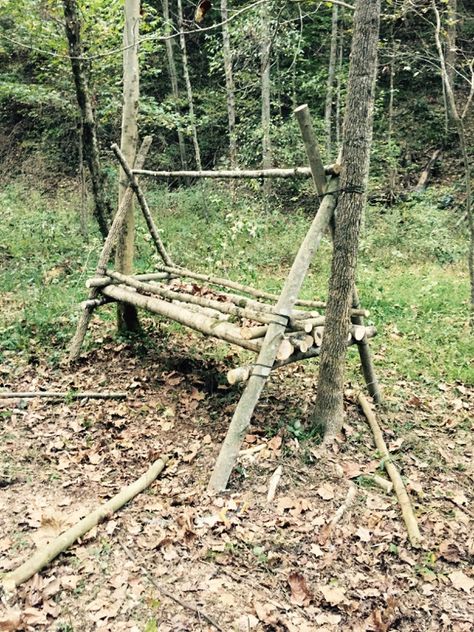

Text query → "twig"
[0,391,127,400]
[358,392,422,547]
[119,541,224,632]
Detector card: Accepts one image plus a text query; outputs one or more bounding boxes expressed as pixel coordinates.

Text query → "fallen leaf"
[315,612,341,625]
[0,610,21,631]
[448,571,474,593]
[438,540,462,562]
[355,527,371,542]
[320,584,346,606]
[316,483,335,500]
[288,572,312,607]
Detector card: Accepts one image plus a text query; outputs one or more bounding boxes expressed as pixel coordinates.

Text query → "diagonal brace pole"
[208,106,339,492]
[112,143,174,267]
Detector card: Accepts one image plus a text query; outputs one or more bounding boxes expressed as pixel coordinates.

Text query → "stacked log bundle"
[86,268,376,381]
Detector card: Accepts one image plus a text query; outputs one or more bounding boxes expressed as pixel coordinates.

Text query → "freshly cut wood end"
[276,338,294,361]
[227,366,252,385]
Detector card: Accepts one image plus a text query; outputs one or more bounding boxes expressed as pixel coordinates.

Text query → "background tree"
[62,0,111,239]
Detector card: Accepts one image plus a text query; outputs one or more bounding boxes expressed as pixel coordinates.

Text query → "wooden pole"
[153,264,330,310]
[112,143,174,267]
[2,456,169,589]
[227,328,377,384]
[133,165,340,179]
[68,137,152,362]
[208,151,339,492]
[101,285,261,352]
[358,393,421,547]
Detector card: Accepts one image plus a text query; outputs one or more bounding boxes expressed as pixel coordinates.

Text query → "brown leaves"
[288,572,312,607]
[448,571,474,593]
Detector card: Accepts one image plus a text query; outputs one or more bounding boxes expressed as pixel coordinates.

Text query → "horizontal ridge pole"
[133,165,340,180]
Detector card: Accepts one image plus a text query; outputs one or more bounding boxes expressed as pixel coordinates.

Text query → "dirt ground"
[0,320,473,631]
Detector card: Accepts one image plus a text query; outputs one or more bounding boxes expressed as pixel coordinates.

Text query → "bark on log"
[133,166,340,179]
[105,271,278,326]
[68,137,152,362]
[208,164,340,492]
[2,455,169,589]
[358,393,421,547]
[100,285,261,352]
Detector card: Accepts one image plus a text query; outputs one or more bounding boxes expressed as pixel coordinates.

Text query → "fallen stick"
[319,484,357,545]
[358,393,422,547]
[1,455,169,589]
[0,391,127,400]
[267,466,283,503]
[119,541,224,632]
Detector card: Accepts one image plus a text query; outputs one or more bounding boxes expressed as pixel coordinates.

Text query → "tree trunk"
[432,0,473,323]
[163,0,188,171]
[177,0,202,170]
[445,0,457,90]
[325,3,338,159]
[62,0,111,239]
[261,0,273,194]
[312,0,381,439]
[221,0,237,168]
[335,12,344,148]
[115,0,141,332]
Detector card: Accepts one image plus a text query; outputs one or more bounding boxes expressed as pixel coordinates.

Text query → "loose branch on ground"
[0,391,127,400]
[358,392,422,547]
[1,456,169,589]
[119,541,224,632]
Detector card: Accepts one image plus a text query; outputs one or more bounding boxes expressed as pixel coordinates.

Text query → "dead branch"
[2,456,169,589]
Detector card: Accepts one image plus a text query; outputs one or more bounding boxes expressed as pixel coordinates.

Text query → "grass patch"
[0,178,472,389]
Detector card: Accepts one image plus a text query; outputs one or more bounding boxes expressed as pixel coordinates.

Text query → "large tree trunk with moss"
[62,0,111,239]
[163,0,187,171]
[221,0,237,167]
[115,0,141,332]
[312,0,381,439]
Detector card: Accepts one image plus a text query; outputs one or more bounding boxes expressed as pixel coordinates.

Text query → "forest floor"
[1,319,473,632]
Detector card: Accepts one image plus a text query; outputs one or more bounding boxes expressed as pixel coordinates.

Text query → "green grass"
[0,178,472,388]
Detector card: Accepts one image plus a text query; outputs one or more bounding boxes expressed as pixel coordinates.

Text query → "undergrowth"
[0,178,472,388]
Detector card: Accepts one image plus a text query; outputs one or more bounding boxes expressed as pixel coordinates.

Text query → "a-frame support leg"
[68,137,153,362]
[295,105,382,403]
